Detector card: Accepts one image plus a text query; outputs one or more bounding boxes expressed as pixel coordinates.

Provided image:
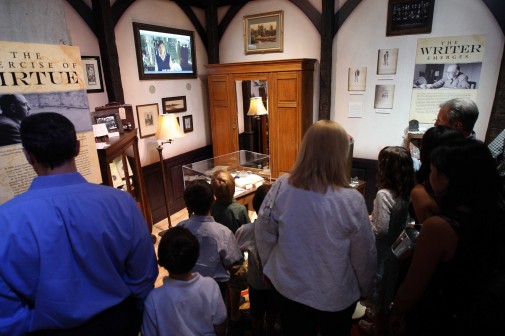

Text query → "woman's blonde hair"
[211,170,235,203]
[289,120,350,192]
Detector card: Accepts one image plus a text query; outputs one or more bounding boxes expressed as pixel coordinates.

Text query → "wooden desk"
[236,180,367,211]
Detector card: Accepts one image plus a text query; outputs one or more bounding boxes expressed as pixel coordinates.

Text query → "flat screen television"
[132,22,197,80]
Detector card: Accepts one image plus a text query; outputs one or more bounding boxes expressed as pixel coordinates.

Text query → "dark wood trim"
[92,0,124,103]
[289,0,321,34]
[318,0,333,120]
[218,2,249,40]
[66,0,96,36]
[334,0,362,36]
[175,1,209,52]
[485,42,505,144]
[483,0,505,35]
[143,145,213,224]
[111,0,137,27]
[205,1,219,64]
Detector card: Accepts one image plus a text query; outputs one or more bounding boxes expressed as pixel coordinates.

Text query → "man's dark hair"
[20,112,77,170]
[0,94,17,116]
[158,226,199,274]
[252,183,272,214]
[439,98,479,133]
[183,180,214,215]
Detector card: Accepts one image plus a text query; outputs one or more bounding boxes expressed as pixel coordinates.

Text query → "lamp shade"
[247,97,268,116]
[156,114,185,141]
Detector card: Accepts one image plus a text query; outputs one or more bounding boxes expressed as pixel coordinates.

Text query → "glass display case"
[182,151,271,208]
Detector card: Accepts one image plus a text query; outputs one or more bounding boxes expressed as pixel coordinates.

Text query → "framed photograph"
[136,103,159,138]
[244,10,283,54]
[377,48,399,75]
[386,0,435,36]
[161,96,187,113]
[90,109,123,134]
[348,67,367,91]
[374,85,395,109]
[132,22,197,80]
[81,56,104,93]
[182,115,193,133]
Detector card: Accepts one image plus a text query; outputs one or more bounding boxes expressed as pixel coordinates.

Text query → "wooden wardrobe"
[206,59,316,178]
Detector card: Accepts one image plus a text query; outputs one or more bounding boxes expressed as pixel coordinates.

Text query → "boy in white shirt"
[142,226,227,336]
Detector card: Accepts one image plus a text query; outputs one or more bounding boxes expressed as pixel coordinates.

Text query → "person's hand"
[389,309,406,336]
[419,83,427,89]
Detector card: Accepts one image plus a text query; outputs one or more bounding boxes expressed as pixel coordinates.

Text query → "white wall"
[334,0,504,159]
[61,0,504,165]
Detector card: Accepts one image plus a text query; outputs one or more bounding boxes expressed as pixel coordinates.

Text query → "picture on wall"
[348,67,367,91]
[374,85,395,109]
[244,10,283,54]
[136,103,159,138]
[162,96,187,113]
[377,48,399,75]
[132,22,197,80]
[182,115,193,133]
[81,56,104,93]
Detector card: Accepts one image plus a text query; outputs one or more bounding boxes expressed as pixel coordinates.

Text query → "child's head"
[377,146,415,198]
[211,170,235,203]
[158,226,199,275]
[184,180,214,215]
[252,183,272,214]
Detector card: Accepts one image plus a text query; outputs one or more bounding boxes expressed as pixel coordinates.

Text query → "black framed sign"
[132,22,197,80]
[386,0,435,36]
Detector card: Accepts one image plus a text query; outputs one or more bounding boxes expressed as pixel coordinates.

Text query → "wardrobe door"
[208,74,238,156]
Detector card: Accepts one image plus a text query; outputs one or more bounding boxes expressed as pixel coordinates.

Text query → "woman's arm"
[410,184,439,224]
[389,215,458,334]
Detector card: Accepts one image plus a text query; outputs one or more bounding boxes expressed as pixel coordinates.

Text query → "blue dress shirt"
[0,173,158,335]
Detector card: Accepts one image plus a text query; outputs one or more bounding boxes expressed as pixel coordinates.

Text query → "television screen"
[133,22,197,80]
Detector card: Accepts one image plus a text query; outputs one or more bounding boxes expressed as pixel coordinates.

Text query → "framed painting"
[244,10,283,54]
[136,103,159,138]
[81,56,104,93]
[386,0,435,36]
[132,22,197,80]
[90,109,123,133]
[182,115,193,133]
[161,96,187,113]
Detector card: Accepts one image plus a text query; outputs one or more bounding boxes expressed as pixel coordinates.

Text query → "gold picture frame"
[136,103,159,138]
[243,10,283,55]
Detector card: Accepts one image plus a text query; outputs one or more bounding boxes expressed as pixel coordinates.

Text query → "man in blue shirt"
[0,112,158,336]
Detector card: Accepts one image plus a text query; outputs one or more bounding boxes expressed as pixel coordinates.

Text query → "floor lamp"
[156,114,185,231]
[247,97,268,152]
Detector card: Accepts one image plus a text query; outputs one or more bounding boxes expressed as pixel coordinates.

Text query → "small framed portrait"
[348,67,367,91]
[386,0,435,36]
[81,56,104,93]
[161,96,187,113]
[377,48,399,75]
[182,115,193,133]
[244,10,283,54]
[136,103,159,138]
[90,109,123,133]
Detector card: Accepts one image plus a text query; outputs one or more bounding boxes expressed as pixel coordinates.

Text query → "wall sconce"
[156,114,185,230]
[247,97,268,119]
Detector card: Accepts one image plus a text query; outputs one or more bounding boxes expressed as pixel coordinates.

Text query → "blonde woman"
[256,120,376,336]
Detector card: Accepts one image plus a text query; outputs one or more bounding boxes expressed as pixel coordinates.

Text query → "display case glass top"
[182,150,271,191]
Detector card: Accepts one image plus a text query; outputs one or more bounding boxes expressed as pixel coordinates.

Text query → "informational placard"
[409,35,485,123]
[0,41,101,205]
